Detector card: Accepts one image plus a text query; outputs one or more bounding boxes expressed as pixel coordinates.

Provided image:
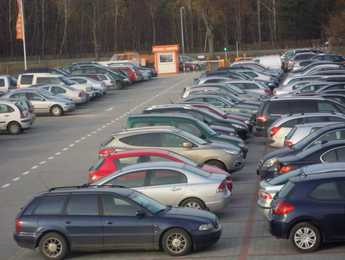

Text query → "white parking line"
[48,156,54,160]
[69,144,75,147]
[31,165,38,170]
[105,106,114,112]
[12,177,20,182]
[39,161,47,165]
[21,171,30,176]
[87,134,91,137]
[62,147,69,151]
[55,152,61,156]
[1,184,10,188]
[75,139,80,143]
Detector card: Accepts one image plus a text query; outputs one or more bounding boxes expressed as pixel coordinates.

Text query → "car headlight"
[225,149,239,155]
[199,223,213,231]
[262,158,278,168]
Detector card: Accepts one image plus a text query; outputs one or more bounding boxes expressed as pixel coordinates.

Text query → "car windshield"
[269,168,303,186]
[129,191,166,214]
[37,89,55,99]
[198,120,218,135]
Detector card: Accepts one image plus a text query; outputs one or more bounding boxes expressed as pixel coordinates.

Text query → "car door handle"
[172,187,182,191]
[65,221,71,225]
[106,221,113,225]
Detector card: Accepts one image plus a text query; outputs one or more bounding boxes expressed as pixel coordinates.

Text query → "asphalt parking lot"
[1,73,345,260]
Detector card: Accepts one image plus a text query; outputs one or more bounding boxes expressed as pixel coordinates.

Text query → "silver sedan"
[94,161,232,212]
[37,84,88,104]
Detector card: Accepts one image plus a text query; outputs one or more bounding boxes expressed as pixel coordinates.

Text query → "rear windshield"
[278,181,295,199]
[285,126,297,139]
[269,169,302,186]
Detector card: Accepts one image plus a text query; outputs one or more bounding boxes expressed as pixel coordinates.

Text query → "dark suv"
[255,96,345,136]
[269,172,345,252]
[14,186,221,259]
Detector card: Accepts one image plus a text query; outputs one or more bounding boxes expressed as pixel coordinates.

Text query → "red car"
[90,149,232,190]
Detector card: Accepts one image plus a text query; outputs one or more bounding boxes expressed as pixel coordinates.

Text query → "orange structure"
[152,44,179,74]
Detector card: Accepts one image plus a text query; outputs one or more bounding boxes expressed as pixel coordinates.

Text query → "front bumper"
[62,103,76,112]
[193,226,222,251]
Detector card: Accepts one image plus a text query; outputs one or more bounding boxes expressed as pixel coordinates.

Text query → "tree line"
[1,0,345,59]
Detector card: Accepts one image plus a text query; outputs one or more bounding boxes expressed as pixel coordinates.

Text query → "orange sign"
[16,0,24,40]
[152,45,179,53]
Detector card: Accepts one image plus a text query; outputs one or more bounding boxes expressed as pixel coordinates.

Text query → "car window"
[281,118,303,128]
[149,170,187,186]
[33,196,67,215]
[0,79,5,87]
[51,86,65,94]
[311,130,345,147]
[148,156,171,162]
[304,116,329,124]
[321,149,337,162]
[0,104,14,113]
[335,147,345,161]
[26,92,44,101]
[318,101,337,113]
[290,101,317,113]
[66,195,99,215]
[116,156,140,168]
[267,101,289,114]
[109,171,147,188]
[205,97,226,108]
[160,133,189,147]
[120,133,161,147]
[329,116,345,122]
[20,75,33,85]
[310,182,343,200]
[101,195,140,216]
[176,122,202,137]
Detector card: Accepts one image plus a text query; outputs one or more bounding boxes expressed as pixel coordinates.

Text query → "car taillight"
[272,201,295,215]
[279,164,294,174]
[217,180,227,193]
[259,190,273,201]
[88,173,102,183]
[270,127,280,137]
[256,115,268,123]
[98,148,116,158]
[225,176,233,191]
[15,218,22,234]
[284,139,294,148]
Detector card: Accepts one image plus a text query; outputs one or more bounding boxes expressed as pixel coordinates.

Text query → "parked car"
[0,99,33,134]
[257,163,345,217]
[269,171,345,252]
[257,123,345,177]
[267,112,345,147]
[68,76,107,96]
[311,53,345,63]
[0,75,17,95]
[2,88,75,116]
[228,80,272,96]
[126,113,248,155]
[101,126,245,172]
[143,104,249,139]
[94,161,231,211]
[260,140,345,179]
[254,96,345,136]
[14,186,221,258]
[91,149,231,184]
[35,84,88,104]
[283,122,335,147]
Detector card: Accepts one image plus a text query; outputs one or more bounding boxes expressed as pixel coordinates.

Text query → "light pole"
[180,6,185,72]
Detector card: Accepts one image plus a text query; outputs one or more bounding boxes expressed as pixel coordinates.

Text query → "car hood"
[261,147,294,162]
[210,125,235,134]
[162,207,217,223]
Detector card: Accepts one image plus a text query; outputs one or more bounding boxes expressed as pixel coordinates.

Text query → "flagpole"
[21,0,27,70]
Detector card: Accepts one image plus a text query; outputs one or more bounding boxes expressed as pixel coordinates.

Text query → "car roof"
[105,148,171,157]
[129,113,198,121]
[302,162,345,174]
[116,161,186,173]
[270,96,326,101]
[145,104,194,110]
[280,112,345,120]
[45,186,134,196]
[293,122,336,128]
[292,171,345,183]
[115,125,180,135]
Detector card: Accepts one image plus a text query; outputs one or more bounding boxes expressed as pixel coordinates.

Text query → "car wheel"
[162,228,192,256]
[7,122,22,135]
[205,160,227,171]
[38,232,68,260]
[180,198,206,210]
[50,105,63,116]
[290,222,321,253]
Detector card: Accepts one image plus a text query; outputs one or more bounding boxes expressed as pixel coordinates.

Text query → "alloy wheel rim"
[10,124,20,134]
[294,227,317,250]
[184,201,201,209]
[52,107,61,115]
[167,233,187,253]
[43,238,63,257]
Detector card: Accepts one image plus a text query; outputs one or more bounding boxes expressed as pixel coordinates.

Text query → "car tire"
[180,198,206,210]
[162,228,192,256]
[290,222,321,253]
[38,232,68,260]
[7,121,22,135]
[205,160,227,171]
[50,105,63,117]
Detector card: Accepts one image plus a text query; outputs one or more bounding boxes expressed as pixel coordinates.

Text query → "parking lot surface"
[1,73,345,260]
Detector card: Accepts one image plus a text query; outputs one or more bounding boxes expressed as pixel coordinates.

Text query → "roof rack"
[49,184,90,191]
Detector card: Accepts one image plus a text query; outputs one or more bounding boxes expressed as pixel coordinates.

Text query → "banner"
[16,0,24,40]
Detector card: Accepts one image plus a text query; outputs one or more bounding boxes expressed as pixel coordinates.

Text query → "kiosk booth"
[152,44,179,74]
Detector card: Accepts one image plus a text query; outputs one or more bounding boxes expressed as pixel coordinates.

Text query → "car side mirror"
[182,142,193,149]
[136,210,146,218]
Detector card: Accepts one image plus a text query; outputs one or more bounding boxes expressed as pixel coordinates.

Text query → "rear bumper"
[206,192,231,212]
[14,233,37,249]
[269,219,290,239]
[20,119,33,129]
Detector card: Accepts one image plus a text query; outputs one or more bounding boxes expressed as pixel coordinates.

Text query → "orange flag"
[16,0,24,40]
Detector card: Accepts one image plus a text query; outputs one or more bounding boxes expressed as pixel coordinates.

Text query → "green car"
[127,113,248,158]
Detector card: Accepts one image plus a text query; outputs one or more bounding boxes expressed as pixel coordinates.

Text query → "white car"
[37,85,88,104]
[69,76,107,96]
[0,100,33,134]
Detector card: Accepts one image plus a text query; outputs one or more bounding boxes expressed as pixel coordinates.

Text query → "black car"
[255,96,345,136]
[257,123,345,177]
[260,140,345,179]
[143,104,249,139]
[269,172,345,252]
[311,54,345,63]
[14,186,221,259]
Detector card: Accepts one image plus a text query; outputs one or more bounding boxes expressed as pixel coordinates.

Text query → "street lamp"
[180,6,185,72]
